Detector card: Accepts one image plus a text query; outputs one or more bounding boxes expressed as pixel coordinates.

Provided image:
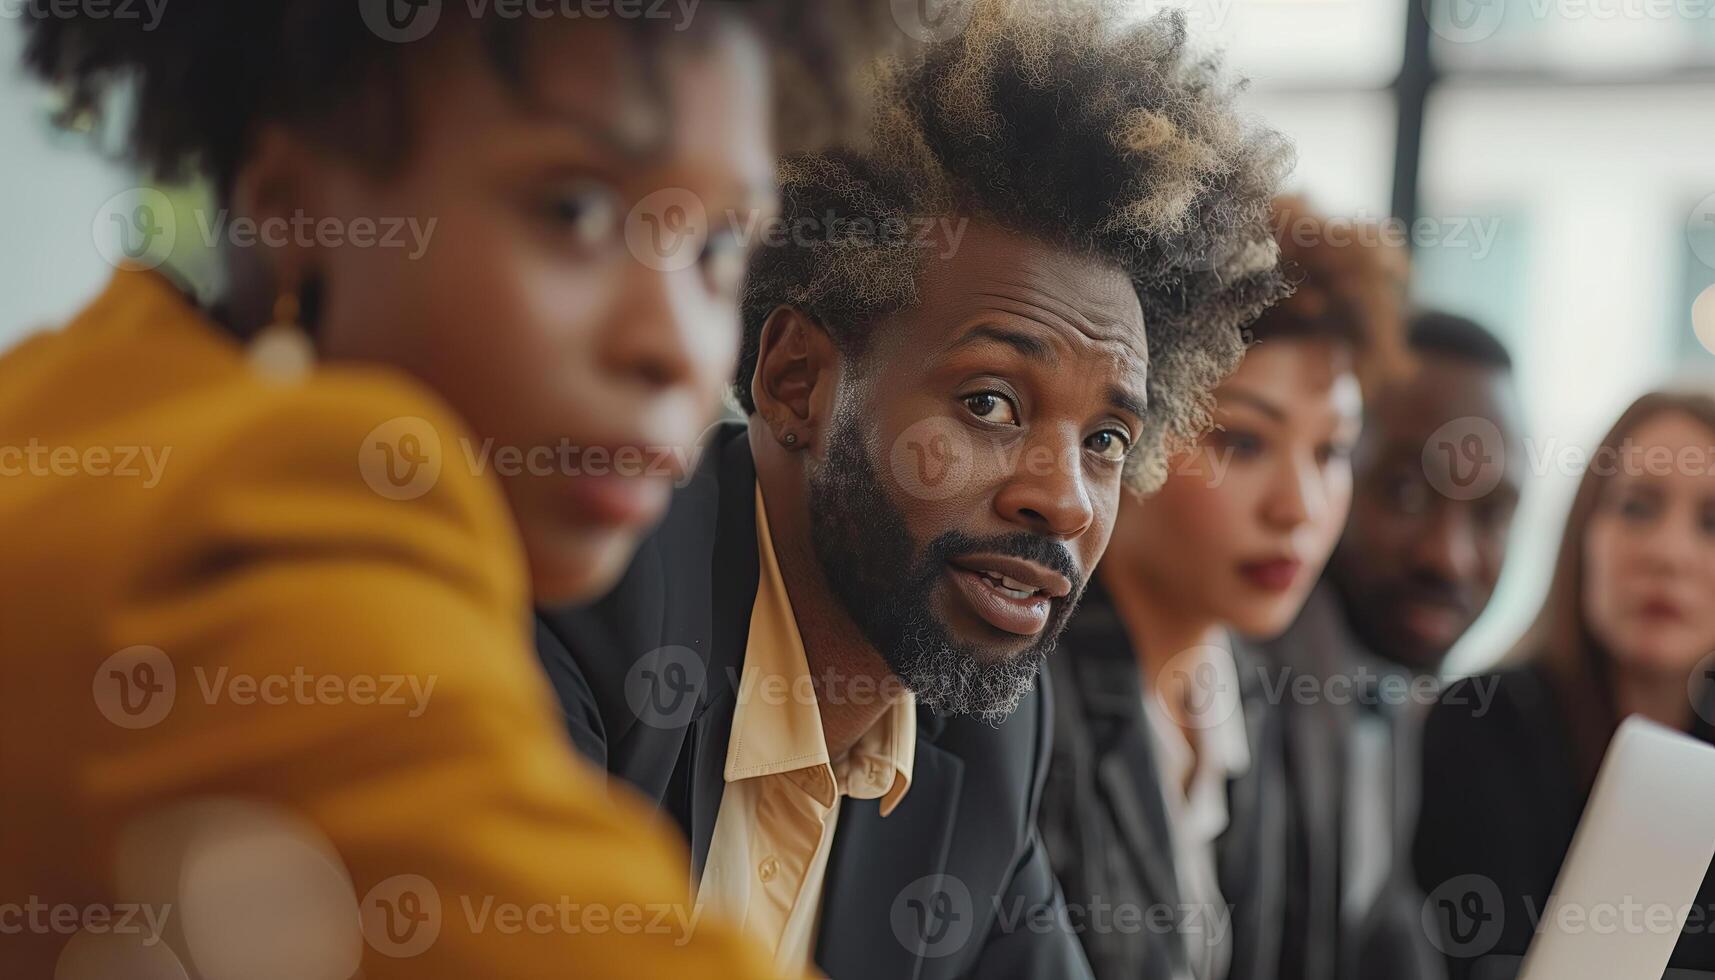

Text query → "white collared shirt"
[1141,635,1251,980]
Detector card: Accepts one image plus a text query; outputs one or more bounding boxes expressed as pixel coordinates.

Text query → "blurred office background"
[3,2,1713,675]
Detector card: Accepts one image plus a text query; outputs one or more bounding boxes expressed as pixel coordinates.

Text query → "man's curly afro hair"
[736,0,1294,493]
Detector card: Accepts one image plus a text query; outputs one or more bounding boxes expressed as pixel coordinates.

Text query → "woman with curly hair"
[0,3,889,977]
[1039,197,1408,980]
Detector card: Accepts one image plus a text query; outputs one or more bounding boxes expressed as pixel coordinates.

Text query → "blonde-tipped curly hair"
[736,0,1294,492]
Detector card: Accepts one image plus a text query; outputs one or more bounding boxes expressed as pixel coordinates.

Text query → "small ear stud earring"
[784,433,799,447]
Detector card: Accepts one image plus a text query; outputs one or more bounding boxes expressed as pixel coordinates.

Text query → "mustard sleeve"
[72,376,796,979]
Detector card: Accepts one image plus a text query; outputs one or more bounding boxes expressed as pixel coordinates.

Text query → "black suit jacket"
[535,422,1092,980]
[1037,582,1295,980]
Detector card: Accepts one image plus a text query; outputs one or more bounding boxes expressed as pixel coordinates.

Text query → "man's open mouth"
[943,554,1071,636]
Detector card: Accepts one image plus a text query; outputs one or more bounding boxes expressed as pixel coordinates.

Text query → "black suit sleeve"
[965,673,1096,980]
[1413,680,1539,980]
[534,615,609,768]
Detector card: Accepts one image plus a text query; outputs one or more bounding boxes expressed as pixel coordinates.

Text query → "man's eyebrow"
[947,324,1055,361]
[1108,385,1148,423]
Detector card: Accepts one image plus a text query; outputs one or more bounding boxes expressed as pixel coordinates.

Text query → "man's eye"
[1389,475,1431,515]
[541,182,622,248]
[962,392,1018,426]
[1087,429,1131,462]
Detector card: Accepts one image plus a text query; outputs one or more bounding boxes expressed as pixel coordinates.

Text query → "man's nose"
[991,430,1096,539]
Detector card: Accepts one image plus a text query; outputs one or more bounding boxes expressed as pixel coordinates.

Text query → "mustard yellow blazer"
[0,270,784,978]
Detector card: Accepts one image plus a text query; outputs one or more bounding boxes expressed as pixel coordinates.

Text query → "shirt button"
[865,760,880,781]
[758,856,779,882]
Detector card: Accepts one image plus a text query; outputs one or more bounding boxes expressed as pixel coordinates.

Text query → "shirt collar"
[1144,632,1252,788]
[723,483,915,815]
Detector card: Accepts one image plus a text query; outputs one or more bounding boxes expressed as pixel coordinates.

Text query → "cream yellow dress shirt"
[695,485,917,971]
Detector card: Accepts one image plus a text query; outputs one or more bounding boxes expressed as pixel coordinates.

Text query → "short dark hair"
[21,0,895,195]
[735,2,1292,492]
[1407,310,1514,371]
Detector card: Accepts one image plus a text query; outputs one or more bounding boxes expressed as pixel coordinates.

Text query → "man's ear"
[750,306,842,452]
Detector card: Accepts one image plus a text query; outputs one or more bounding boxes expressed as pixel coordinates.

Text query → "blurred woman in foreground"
[0,3,884,977]
[1416,390,1715,979]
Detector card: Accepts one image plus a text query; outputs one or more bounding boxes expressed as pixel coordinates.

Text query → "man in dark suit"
[534,5,1291,977]
[1266,311,1524,980]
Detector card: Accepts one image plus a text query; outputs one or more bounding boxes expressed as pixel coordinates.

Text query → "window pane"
[1429,0,1715,74]
[0,19,138,351]
[1243,90,1397,215]
[1133,0,1407,87]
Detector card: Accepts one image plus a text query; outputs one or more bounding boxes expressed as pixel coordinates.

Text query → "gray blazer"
[1037,583,1298,980]
[1262,583,1446,980]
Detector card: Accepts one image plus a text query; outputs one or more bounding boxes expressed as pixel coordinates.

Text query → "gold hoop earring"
[248,288,316,381]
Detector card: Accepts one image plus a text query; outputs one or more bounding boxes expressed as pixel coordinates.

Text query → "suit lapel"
[679,431,761,871]
[684,687,737,877]
[1267,586,1349,980]
[1097,722,1183,915]
[1062,585,1184,919]
[815,722,964,980]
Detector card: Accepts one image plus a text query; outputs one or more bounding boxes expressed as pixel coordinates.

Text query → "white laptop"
[1515,716,1715,980]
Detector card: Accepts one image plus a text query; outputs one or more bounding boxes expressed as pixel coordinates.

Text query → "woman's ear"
[226,123,336,315]
[750,305,841,453]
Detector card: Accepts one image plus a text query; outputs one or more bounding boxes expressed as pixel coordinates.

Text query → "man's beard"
[807,414,1085,723]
